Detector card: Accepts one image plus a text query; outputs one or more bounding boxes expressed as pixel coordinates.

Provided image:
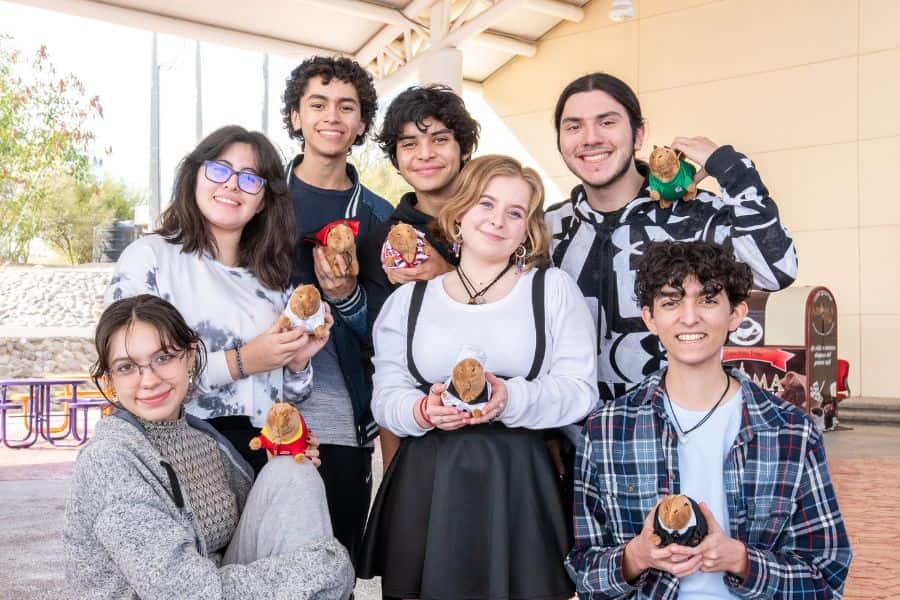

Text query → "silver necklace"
[667,373,731,443]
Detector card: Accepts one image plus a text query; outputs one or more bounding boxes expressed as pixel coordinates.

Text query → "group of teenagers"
[63,55,852,599]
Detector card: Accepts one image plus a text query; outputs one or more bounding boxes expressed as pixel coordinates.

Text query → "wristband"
[234,345,248,379]
[417,395,435,428]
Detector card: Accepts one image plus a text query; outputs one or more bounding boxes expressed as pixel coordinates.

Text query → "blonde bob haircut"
[436,154,550,270]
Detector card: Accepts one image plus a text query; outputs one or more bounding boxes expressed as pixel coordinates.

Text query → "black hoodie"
[359,191,457,330]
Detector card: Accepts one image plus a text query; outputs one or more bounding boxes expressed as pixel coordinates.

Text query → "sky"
[0,0,562,220]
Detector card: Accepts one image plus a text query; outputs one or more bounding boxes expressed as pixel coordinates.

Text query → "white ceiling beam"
[464,32,536,57]
[8,0,340,58]
[293,0,424,31]
[355,0,538,67]
[524,0,583,21]
[375,0,525,94]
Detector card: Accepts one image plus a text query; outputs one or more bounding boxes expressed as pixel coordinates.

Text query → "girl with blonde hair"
[359,155,598,599]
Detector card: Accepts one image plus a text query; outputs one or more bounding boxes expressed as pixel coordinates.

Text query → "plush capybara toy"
[448,358,487,417]
[648,146,698,209]
[381,223,429,283]
[324,222,359,278]
[277,284,327,338]
[650,494,708,547]
[386,223,420,265]
[249,403,310,463]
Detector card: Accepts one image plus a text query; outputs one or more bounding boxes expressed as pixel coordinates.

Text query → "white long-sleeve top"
[372,267,598,437]
[104,235,312,428]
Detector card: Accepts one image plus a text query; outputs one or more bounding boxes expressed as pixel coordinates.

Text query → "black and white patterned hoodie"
[545,145,798,401]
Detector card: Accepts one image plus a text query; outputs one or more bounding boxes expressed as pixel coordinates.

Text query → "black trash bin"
[93,220,136,263]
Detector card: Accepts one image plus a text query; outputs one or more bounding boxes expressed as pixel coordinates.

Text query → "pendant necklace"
[667,373,731,443]
[456,263,512,305]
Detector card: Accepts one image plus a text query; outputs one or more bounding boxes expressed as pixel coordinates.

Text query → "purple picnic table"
[0,378,104,448]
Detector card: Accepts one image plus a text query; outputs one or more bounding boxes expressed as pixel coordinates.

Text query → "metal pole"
[149,32,161,226]
[195,41,203,141]
[262,53,269,135]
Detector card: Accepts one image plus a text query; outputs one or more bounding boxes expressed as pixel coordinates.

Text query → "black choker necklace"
[666,372,731,442]
[456,263,512,305]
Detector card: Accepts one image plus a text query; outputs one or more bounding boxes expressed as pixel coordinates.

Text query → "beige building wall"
[483,0,900,398]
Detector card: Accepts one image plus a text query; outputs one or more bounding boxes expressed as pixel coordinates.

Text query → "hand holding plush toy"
[650,494,708,547]
[381,223,429,284]
[277,284,327,338]
[249,402,310,463]
[442,347,491,418]
[324,222,359,278]
[308,219,361,279]
[648,146,698,209]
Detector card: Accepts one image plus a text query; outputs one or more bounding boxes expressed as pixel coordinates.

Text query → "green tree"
[0,37,103,262]
[350,140,410,207]
[40,177,140,264]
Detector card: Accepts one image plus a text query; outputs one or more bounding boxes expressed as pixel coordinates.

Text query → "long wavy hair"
[157,125,295,290]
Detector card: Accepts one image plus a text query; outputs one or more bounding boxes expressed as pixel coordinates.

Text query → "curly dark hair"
[376,85,480,168]
[634,241,753,312]
[281,56,377,147]
[157,125,295,291]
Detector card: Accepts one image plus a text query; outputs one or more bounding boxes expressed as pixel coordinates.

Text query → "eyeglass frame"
[107,349,190,385]
[202,160,267,195]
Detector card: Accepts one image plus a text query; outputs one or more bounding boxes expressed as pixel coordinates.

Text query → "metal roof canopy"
[10,0,586,94]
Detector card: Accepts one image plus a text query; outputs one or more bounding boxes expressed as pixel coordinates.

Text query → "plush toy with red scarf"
[308,219,360,278]
[249,403,310,463]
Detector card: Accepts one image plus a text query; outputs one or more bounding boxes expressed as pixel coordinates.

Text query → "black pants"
[318,443,373,568]
[206,415,267,476]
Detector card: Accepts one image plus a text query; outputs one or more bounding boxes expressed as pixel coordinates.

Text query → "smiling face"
[642,276,748,373]
[395,118,462,200]
[458,175,531,264]
[107,320,193,422]
[558,89,644,190]
[290,75,366,159]
[195,142,264,241]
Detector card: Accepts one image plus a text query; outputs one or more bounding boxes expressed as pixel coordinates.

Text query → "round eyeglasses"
[109,351,188,385]
[203,160,266,195]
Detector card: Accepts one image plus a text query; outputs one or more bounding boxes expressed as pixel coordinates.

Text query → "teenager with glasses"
[105,125,332,475]
[358,155,598,600]
[64,294,353,599]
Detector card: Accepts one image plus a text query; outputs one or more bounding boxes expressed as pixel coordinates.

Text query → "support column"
[418,47,463,94]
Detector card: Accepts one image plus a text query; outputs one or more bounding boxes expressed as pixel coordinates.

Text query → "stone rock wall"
[0,265,111,379]
[0,337,97,378]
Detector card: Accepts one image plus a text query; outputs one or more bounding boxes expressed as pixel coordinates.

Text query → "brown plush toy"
[386,223,419,265]
[249,402,309,463]
[277,284,327,338]
[450,358,487,417]
[650,494,708,547]
[648,146,698,209]
[324,222,360,278]
[381,223,429,284]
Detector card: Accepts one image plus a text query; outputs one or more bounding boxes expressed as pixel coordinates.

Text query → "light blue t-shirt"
[665,389,743,599]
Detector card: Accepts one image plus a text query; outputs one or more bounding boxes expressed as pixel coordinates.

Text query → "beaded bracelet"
[234,345,248,379]
[417,395,435,428]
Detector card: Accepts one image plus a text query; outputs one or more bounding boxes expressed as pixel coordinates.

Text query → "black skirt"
[359,422,574,600]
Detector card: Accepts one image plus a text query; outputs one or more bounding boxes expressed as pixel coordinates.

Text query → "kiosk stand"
[723,286,840,429]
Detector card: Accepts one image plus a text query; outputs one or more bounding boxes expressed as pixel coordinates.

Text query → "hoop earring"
[188,367,198,393]
[515,244,527,273]
[452,223,462,258]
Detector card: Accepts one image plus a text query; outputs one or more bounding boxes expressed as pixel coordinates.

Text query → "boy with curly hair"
[566,241,851,599]
[282,55,392,566]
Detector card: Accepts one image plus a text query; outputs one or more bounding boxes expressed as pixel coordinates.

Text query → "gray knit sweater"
[64,410,353,599]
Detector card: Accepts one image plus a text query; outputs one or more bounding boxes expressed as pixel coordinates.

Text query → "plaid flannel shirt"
[565,368,851,599]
